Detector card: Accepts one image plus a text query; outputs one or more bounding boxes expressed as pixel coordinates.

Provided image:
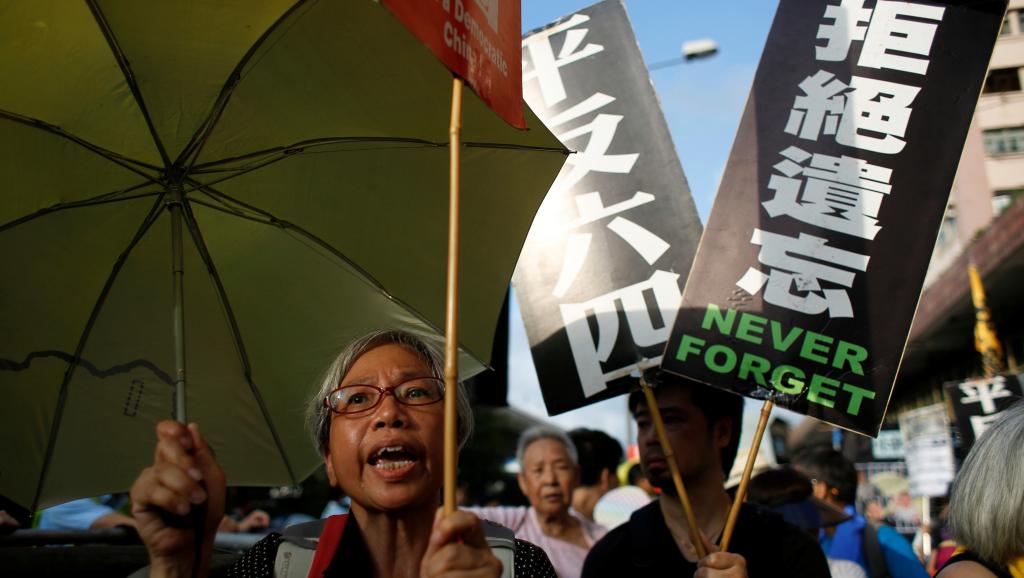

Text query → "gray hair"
[948,399,1024,566]
[515,425,578,470]
[306,329,475,456]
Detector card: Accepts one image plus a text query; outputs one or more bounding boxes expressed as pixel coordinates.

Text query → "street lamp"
[648,38,719,70]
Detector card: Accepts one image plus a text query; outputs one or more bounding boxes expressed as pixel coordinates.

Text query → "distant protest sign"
[382,0,525,127]
[513,0,703,415]
[661,0,1007,436]
[899,404,955,497]
[944,373,1024,453]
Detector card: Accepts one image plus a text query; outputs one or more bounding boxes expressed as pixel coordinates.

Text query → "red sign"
[382,0,525,128]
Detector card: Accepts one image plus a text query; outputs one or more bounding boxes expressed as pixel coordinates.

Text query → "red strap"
[308,514,348,578]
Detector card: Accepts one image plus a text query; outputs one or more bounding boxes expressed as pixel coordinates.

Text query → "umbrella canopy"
[0,0,566,511]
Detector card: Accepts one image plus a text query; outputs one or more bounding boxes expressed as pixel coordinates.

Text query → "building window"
[983,68,1022,94]
[1018,10,1024,34]
[1003,13,1012,35]
[935,205,958,250]
[993,189,1022,214]
[984,127,1024,155]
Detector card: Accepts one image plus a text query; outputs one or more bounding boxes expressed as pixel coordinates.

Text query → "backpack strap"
[862,523,892,578]
[273,515,349,578]
[481,519,515,578]
[307,515,348,578]
[275,514,515,578]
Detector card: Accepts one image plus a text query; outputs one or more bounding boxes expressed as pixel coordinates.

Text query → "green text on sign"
[675,304,876,417]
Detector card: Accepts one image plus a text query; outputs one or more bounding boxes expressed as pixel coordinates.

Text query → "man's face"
[633,386,730,490]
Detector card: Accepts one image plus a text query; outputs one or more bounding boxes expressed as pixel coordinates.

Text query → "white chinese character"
[762,146,893,239]
[859,1,945,75]
[816,0,873,61]
[553,192,669,297]
[737,229,870,318]
[815,1,944,75]
[958,376,1013,414]
[786,71,920,154]
[969,411,1005,440]
[551,112,639,195]
[784,70,850,142]
[837,76,919,154]
[560,270,681,397]
[523,14,605,108]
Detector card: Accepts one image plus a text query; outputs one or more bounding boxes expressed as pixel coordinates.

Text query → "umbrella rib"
[464,141,571,154]
[31,193,169,511]
[190,136,444,172]
[191,138,568,173]
[85,0,172,169]
[0,183,161,233]
[178,198,299,485]
[0,109,164,179]
[175,0,315,171]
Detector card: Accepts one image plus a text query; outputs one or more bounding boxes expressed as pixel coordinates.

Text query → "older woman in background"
[468,426,606,578]
[937,400,1024,578]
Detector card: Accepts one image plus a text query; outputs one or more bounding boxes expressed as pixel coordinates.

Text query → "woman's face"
[517,438,579,518]
[324,343,444,513]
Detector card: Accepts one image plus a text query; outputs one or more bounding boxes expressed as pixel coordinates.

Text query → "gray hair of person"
[515,425,579,470]
[306,329,475,456]
[948,399,1024,566]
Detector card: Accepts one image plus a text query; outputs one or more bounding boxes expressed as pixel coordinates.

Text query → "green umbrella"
[0,0,566,511]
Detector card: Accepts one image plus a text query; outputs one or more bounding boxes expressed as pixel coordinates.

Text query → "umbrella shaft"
[170,196,188,423]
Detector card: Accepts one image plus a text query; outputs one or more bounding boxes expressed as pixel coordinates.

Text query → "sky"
[505,0,807,453]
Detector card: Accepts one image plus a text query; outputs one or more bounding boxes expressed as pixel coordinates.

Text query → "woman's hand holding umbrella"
[130,421,225,578]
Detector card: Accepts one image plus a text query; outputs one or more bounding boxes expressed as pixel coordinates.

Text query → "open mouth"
[368,445,419,471]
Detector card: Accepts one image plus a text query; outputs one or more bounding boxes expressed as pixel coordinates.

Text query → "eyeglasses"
[324,376,445,415]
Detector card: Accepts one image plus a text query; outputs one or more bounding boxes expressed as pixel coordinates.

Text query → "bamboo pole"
[443,77,464,515]
[719,399,773,551]
[640,377,707,559]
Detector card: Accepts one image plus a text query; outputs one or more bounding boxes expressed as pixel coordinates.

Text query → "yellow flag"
[969,264,1005,376]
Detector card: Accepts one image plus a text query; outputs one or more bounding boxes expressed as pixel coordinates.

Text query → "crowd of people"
[7,329,1024,577]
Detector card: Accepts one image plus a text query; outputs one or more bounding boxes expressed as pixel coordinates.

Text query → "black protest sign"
[661,0,1007,436]
[513,0,702,416]
[944,373,1024,453]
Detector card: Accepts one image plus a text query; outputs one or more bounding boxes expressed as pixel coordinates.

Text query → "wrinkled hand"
[0,510,20,535]
[420,509,502,578]
[694,531,747,578]
[235,509,270,533]
[130,421,225,577]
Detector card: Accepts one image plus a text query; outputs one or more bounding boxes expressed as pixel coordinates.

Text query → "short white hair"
[306,329,474,456]
[515,425,578,470]
[948,399,1024,565]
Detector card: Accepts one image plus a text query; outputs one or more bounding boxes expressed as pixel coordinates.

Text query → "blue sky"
[507,0,802,451]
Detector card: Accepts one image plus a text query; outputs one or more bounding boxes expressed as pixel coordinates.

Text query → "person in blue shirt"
[38,494,135,530]
[38,493,270,533]
[793,447,929,578]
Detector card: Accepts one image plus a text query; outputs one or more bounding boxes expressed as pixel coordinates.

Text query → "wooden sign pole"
[719,399,774,551]
[443,77,463,515]
[640,378,708,559]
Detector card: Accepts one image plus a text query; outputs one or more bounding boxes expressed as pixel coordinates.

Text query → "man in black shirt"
[581,371,831,578]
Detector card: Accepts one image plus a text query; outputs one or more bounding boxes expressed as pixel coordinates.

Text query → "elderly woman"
[937,400,1024,578]
[129,330,556,578]
[468,426,607,578]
